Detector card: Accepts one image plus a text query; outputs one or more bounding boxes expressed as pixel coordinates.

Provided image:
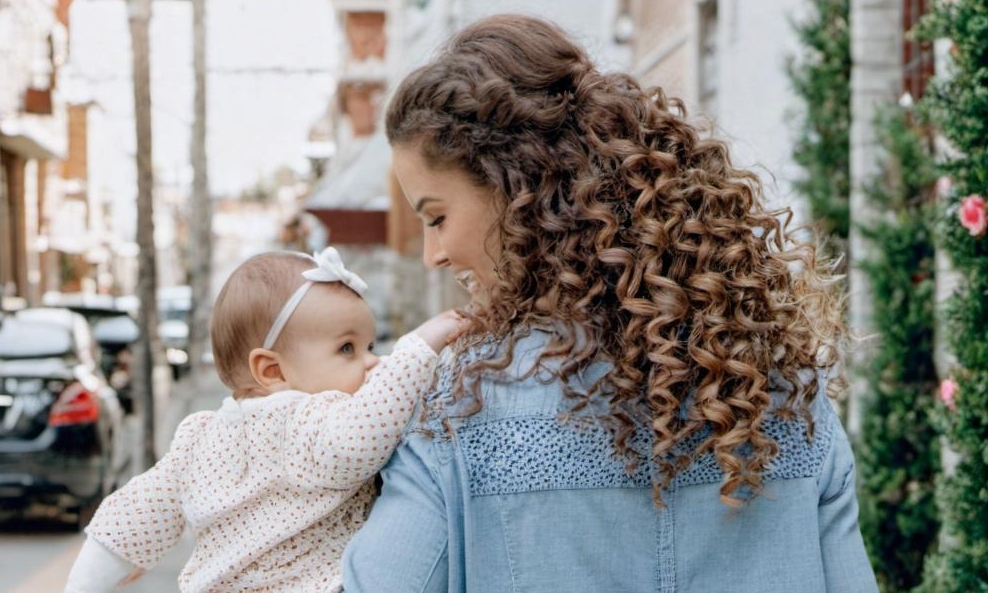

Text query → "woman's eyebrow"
[414,196,440,212]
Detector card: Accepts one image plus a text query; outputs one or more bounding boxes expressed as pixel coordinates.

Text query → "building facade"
[0,0,72,306]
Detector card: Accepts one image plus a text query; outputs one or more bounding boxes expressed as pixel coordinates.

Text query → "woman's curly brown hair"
[386,14,846,508]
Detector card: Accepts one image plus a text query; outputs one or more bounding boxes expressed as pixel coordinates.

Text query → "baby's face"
[278,283,379,394]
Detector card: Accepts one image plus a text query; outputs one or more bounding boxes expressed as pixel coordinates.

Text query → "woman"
[343,14,877,593]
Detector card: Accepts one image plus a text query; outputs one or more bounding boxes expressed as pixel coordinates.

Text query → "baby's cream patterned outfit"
[83,333,437,593]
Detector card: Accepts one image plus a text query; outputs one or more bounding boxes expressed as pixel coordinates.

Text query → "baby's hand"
[118,567,146,586]
[414,310,468,353]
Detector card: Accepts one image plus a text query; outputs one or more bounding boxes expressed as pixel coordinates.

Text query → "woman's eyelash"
[427,216,445,228]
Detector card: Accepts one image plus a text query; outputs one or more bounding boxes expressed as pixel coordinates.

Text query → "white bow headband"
[262,247,368,350]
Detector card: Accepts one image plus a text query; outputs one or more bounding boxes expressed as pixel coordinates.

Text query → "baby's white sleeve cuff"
[393,331,440,359]
[64,537,138,593]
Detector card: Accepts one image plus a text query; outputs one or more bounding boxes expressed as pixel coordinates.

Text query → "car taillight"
[48,382,100,426]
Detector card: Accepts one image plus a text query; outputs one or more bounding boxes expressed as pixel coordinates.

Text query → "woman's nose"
[423,232,450,269]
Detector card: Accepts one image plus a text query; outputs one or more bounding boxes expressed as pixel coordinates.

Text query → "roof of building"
[304,130,390,212]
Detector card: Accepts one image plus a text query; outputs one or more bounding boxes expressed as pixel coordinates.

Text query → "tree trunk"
[847,0,902,439]
[128,0,159,470]
[0,155,7,308]
[188,0,212,379]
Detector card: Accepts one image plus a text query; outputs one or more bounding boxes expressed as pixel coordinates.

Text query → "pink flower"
[939,379,958,411]
[959,195,986,237]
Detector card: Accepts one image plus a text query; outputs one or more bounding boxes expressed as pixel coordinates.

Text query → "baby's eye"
[367,342,376,353]
[339,342,355,355]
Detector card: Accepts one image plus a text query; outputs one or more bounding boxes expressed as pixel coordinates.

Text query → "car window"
[0,320,74,359]
[159,306,190,323]
[92,315,140,344]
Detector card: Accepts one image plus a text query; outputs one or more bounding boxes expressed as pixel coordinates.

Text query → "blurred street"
[0,368,226,593]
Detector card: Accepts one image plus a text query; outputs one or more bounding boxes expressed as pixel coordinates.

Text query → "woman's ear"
[248,348,288,391]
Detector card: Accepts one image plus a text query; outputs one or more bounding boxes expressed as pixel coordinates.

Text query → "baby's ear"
[248,348,286,391]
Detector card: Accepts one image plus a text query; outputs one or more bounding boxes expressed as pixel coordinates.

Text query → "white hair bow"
[262,247,368,350]
[302,246,368,294]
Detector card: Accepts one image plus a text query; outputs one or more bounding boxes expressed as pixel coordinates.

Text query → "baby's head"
[211,250,378,398]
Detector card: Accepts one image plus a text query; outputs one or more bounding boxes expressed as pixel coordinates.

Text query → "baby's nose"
[366,353,380,370]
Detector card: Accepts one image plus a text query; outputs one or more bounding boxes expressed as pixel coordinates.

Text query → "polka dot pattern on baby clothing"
[86,333,437,593]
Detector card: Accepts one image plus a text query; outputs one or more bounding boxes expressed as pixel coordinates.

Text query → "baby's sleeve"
[85,411,211,569]
[288,332,438,490]
[64,537,140,593]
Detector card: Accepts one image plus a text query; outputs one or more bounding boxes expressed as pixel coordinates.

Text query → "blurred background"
[2,0,986,592]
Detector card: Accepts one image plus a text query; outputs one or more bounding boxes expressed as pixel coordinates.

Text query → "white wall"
[709,0,810,222]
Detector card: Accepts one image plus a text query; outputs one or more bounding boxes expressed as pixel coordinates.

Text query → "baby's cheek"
[354,368,368,390]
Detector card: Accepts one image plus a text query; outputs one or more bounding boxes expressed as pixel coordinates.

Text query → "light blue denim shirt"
[343,329,878,592]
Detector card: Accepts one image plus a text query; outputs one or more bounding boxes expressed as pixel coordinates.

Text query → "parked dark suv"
[0,308,130,529]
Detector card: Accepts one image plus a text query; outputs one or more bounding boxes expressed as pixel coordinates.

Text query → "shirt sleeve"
[341,424,450,593]
[817,423,880,593]
[84,411,211,570]
[288,332,438,490]
[63,537,139,593]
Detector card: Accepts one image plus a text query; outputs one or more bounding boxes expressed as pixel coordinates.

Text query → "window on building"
[345,11,387,61]
[698,0,719,117]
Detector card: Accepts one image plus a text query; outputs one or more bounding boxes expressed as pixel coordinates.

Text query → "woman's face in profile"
[392,143,502,303]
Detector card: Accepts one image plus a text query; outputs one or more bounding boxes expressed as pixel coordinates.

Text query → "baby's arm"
[63,538,139,593]
[292,332,437,489]
[293,312,465,489]
[69,412,210,582]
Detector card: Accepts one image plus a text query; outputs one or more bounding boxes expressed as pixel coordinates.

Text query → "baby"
[64,247,463,593]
